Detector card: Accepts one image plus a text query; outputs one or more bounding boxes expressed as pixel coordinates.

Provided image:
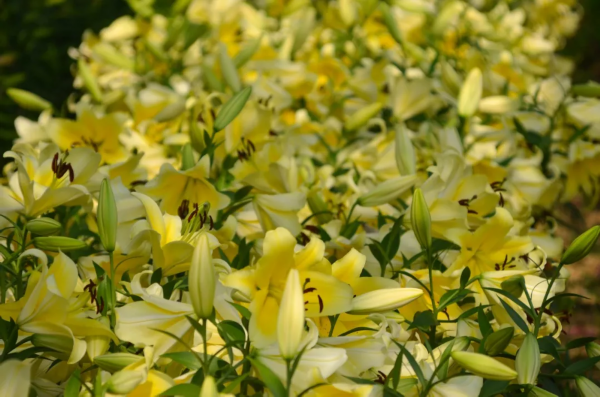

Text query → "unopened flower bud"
[561,225,600,265]
[344,103,382,132]
[395,125,416,175]
[78,58,103,102]
[571,82,600,98]
[181,143,195,171]
[278,269,304,359]
[576,376,600,397]
[586,342,600,370]
[26,218,61,236]
[98,179,117,252]
[6,88,52,111]
[530,386,559,397]
[189,233,216,319]
[349,288,423,314]
[358,175,418,207]
[107,370,144,394]
[411,188,432,251]
[516,333,540,385]
[33,236,87,252]
[32,333,73,355]
[478,96,516,114]
[458,68,482,117]
[451,351,517,380]
[484,326,514,356]
[94,353,145,373]
[200,376,219,397]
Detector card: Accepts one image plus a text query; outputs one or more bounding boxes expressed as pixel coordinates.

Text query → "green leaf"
[217,320,246,343]
[64,370,81,397]
[214,86,252,132]
[485,287,535,318]
[222,372,250,394]
[161,352,201,370]
[477,307,493,338]
[248,357,287,397]
[538,336,561,363]
[160,383,202,397]
[438,289,471,311]
[408,310,437,331]
[479,380,510,397]
[460,267,471,290]
[228,301,251,320]
[566,337,596,350]
[498,298,529,333]
[483,327,514,356]
[392,340,426,386]
[565,356,600,375]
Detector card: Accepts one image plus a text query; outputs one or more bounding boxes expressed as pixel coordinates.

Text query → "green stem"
[426,249,437,346]
[108,251,117,328]
[285,358,293,395]
[534,262,564,336]
[201,318,209,377]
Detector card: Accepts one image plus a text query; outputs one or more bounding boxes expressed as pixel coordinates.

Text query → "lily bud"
[181,143,196,171]
[484,326,514,356]
[93,43,135,71]
[6,88,52,111]
[94,353,145,373]
[411,188,432,252]
[516,333,540,385]
[107,370,145,394]
[561,225,600,265]
[395,125,416,175]
[33,236,87,252]
[26,218,61,236]
[277,269,304,359]
[586,342,600,370]
[78,58,103,102]
[349,288,423,314]
[307,190,332,225]
[357,174,418,207]
[478,96,516,114]
[344,103,382,132]
[200,376,219,397]
[98,179,118,252]
[32,333,72,355]
[458,68,482,117]
[451,351,517,380]
[189,233,216,319]
[576,376,600,397]
[571,82,600,98]
[530,386,559,397]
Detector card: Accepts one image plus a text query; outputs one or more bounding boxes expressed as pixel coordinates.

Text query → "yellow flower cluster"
[1,0,600,396]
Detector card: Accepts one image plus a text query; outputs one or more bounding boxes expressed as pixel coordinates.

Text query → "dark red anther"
[178,200,190,219]
[317,295,324,313]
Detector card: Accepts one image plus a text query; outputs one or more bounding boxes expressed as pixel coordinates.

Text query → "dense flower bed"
[1,0,600,395]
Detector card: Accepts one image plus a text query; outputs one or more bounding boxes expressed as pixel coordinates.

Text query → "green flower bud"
[501,275,525,298]
[576,376,600,397]
[277,269,304,359]
[214,86,252,132]
[93,43,135,71]
[107,370,145,394]
[516,333,540,385]
[395,125,416,175]
[451,351,517,380]
[98,179,118,252]
[94,353,144,373]
[357,175,418,207]
[411,188,432,251]
[32,333,73,354]
[33,237,87,252]
[233,36,262,68]
[219,42,241,92]
[307,190,332,225]
[200,376,219,397]
[379,2,402,44]
[571,82,600,98]
[458,68,482,117]
[484,326,514,356]
[344,103,382,132]
[586,342,600,370]
[6,88,52,111]
[26,218,61,236]
[561,225,600,265]
[181,143,196,171]
[77,58,103,102]
[189,233,216,319]
[349,288,423,314]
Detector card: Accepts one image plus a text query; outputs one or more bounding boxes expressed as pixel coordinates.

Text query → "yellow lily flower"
[0,359,32,396]
[138,155,230,218]
[0,143,100,217]
[47,108,128,164]
[222,228,354,347]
